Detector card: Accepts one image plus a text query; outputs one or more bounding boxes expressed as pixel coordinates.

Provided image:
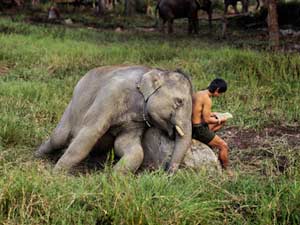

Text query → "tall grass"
[1,18,299,131]
[0,166,299,224]
[0,17,299,224]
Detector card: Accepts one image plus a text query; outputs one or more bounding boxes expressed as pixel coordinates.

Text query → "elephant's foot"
[53,162,70,174]
[53,126,107,172]
[35,140,52,158]
[113,148,144,173]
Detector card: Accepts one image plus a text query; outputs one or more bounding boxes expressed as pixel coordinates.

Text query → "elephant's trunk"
[167,121,192,173]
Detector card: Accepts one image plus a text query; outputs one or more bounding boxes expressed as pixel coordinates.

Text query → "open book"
[214,112,233,120]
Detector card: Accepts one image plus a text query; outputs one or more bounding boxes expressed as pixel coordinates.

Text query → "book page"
[214,112,233,120]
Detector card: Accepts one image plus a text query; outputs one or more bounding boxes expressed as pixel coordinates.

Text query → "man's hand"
[211,112,218,117]
[220,117,227,124]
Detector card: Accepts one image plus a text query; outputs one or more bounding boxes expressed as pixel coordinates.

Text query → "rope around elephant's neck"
[143,108,152,128]
[142,88,161,128]
[137,80,162,128]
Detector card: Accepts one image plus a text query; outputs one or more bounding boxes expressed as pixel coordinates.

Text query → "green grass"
[0,15,300,224]
[0,166,299,224]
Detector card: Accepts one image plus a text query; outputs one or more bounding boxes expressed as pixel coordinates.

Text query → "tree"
[266,0,280,50]
[124,0,136,16]
[97,0,106,15]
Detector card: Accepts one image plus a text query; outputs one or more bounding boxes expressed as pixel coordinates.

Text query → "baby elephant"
[36,65,193,173]
[156,0,212,34]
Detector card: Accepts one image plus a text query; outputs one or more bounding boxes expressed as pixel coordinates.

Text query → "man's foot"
[224,168,234,177]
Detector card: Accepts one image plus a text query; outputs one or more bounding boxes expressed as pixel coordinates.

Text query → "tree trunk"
[97,0,106,15]
[14,0,22,7]
[124,0,135,16]
[31,0,39,6]
[267,0,280,50]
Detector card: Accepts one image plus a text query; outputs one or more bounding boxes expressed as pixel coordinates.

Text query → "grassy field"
[0,11,300,224]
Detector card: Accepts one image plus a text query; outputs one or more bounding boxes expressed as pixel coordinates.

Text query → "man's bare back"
[192,90,221,126]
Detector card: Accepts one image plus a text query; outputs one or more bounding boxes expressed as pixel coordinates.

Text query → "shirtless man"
[192,78,232,175]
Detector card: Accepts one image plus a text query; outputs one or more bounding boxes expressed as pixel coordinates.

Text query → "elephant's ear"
[137,69,164,100]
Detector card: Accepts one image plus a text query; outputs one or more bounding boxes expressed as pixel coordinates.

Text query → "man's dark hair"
[208,78,227,93]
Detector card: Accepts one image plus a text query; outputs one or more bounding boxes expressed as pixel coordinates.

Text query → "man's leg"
[209,124,223,132]
[208,135,229,169]
[209,120,227,132]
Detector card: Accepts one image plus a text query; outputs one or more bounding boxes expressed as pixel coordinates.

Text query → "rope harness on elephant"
[143,105,152,128]
[141,86,162,128]
[137,70,164,128]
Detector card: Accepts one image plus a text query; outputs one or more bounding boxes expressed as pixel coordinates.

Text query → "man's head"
[208,78,227,96]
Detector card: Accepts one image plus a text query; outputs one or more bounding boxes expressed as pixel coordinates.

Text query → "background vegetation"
[0,10,299,224]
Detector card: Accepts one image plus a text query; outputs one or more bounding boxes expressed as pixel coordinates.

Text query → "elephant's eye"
[175,98,183,108]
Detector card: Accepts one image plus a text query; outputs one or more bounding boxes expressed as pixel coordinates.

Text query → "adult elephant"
[36,65,193,173]
[156,0,212,34]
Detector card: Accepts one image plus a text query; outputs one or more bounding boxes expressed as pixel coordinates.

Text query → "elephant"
[36,65,193,173]
[156,0,213,34]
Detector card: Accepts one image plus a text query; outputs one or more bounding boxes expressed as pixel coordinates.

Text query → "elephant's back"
[68,65,150,130]
[77,65,150,90]
[73,65,150,101]
[158,0,196,18]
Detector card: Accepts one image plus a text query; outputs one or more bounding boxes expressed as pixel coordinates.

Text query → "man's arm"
[202,97,226,124]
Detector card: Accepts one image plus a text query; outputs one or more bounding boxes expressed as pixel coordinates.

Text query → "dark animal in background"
[224,0,260,14]
[48,6,60,20]
[0,0,23,8]
[156,0,213,34]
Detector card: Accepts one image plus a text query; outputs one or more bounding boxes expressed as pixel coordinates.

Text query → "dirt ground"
[219,125,300,174]
[222,125,300,149]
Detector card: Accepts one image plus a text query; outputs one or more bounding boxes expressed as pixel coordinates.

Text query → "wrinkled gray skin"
[156,0,212,34]
[142,128,221,172]
[36,65,193,173]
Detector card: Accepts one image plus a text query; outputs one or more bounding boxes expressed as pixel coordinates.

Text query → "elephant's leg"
[161,19,166,33]
[167,19,174,33]
[142,127,174,169]
[35,103,72,157]
[54,125,109,172]
[207,11,212,29]
[113,130,144,173]
[53,93,115,172]
[194,18,199,34]
[188,18,193,34]
[187,11,199,34]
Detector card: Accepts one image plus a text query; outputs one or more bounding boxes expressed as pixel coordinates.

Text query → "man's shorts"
[192,123,215,145]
